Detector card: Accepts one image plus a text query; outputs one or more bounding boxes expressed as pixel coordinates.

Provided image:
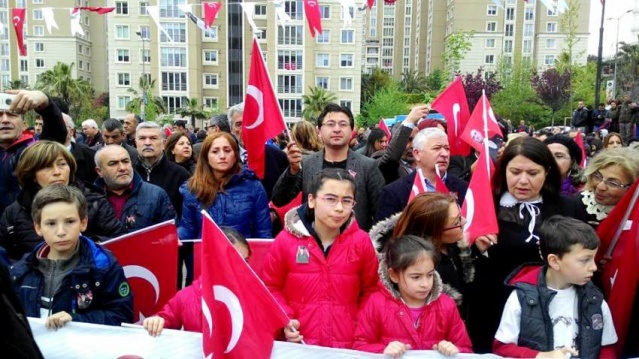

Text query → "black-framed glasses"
[591,172,631,190]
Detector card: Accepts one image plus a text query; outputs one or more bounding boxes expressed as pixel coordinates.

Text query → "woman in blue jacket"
[179,132,272,241]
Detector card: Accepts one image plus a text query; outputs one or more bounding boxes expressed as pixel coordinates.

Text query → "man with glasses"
[0,90,66,215]
[194,114,230,158]
[271,103,385,231]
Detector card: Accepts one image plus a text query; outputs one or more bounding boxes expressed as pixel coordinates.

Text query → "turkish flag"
[378,119,391,140]
[304,0,323,37]
[193,238,275,280]
[408,168,427,203]
[242,39,287,179]
[462,149,498,243]
[368,0,375,8]
[596,181,639,355]
[431,77,471,156]
[203,2,222,28]
[573,132,587,168]
[201,212,289,359]
[460,91,503,157]
[78,6,116,14]
[11,8,26,56]
[101,221,178,323]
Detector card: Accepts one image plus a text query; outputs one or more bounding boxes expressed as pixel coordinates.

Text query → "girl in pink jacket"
[353,235,473,357]
[261,168,379,348]
[142,228,250,336]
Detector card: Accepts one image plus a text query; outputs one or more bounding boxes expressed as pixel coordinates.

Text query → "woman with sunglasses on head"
[577,147,639,229]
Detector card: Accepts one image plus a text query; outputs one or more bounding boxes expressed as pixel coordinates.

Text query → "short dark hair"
[133,114,143,124]
[174,120,187,128]
[31,185,88,225]
[102,118,124,133]
[209,114,230,133]
[308,168,356,197]
[384,235,439,291]
[221,227,251,257]
[317,103,354,129]
[539,215,599,261]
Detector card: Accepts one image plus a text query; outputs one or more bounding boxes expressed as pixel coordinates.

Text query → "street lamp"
[607,9,632,100]
[135,31,148,121]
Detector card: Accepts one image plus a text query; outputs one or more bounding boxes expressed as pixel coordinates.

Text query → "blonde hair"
[291,120,322,152]
[584,147,639,190]
[16,141,77,188]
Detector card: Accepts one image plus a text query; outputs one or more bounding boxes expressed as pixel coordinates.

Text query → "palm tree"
[36,62,90,104]
[302,86,337,122]
[6,79,29,90]
[176,98,209,127]
[616,39,639,95]
[126,76,167,121]
[400,69,427,94]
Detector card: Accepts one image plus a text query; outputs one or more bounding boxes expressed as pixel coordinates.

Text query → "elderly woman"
[577,147,639,229]
[544,135,585,196]
[165,132,196,174]
[179,132,271,240]
[0,141,125,261]
[466,136,585,352]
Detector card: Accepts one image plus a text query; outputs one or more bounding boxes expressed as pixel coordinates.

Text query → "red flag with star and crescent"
[462,148,498,243]
[203,2,222,28]
[11,8,26,56]
[201,211,289,359]
[431,76,471,156]
[242,38,287,179]
[460,91,503,153]
[304,0,323,37]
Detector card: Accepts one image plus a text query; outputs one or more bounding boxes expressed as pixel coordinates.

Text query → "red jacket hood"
[506,265,544,287]
[8,133,34,150]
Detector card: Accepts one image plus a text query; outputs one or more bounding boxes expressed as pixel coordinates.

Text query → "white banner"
[30,318,504,359]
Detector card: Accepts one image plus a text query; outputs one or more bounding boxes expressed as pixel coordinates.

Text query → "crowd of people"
[1,89,639,358]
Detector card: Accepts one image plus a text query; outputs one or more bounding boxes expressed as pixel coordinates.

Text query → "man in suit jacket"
[375,127,468,223]
[271,103,385,231]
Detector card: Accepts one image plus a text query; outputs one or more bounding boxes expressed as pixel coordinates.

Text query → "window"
[116,1,129,15]
[546,39,556,49]
[547,22,557,32]
[316,76,329,90]
[278,25,303,45]
[544,55,555,66]
[162,96,186,114]
[0,59,8,72]
[203,27,218,41]
[525,8,534,21]
[547,7,557,16]
[316,53,329,68]
[523,40,532,53]
[203,97,218,109]
[142,49,151,63]
[33,0,43,3]
[505,24,514,37]
[340,4,354,19]
[78,44,83,53]
[256,28,267,41]
[339,77,353,91]
[33,9,42,20]
[34,25,44,36]
[278,50,303,70]
[117,73,131,86]
[504,40,513,53]
[203,50,218,65]
[115,25,130,39]
[116,49,130,62]
[117,96,131,110]
[159,0,185,18]
[485,39,495,48]
[19,75,28,84]
[255,4,267,16]
[277,75,302,94]
[285,0,303,20]
[203,73,219,88]
[486,22,496,32]
[340,54,354,68]
[35,58,45,68]
[524,23,533,37]
[485,55,495,64]
[279,99,302,118]
[87,62,91,71]
[341,29,354,44]
[140,1,149,15]
[78,60,83,70]
[320,5,330,19]
[487,5,497,15]
[161,47,187,67]
[34,42,44,52]
[139,26,150,40]
[161,72,187,91]
[340,100,352,109]
[161,23,186,42]
[19,59,27,72]
[0,44,8,56]
[317,30,330,44]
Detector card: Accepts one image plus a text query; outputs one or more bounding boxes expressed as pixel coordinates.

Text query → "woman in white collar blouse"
[465,136,586,353]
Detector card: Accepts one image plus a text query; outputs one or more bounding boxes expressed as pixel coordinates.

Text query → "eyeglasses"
[590,172,631,190]
[316,195,356,209]
[442,207,464,231]
[321,121,350,129]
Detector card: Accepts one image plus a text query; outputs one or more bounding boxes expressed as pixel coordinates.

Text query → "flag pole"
[481,90,490,175]
[605,181,639,257]
[594,0,606,107]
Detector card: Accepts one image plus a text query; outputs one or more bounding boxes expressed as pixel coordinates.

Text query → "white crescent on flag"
[123,265,160,303]
[214,285,244,353]
[463,188,474,233]
[244,85,264,129]
[452,103,461,136]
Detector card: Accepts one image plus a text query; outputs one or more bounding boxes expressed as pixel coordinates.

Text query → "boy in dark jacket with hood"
[493,216,617,358]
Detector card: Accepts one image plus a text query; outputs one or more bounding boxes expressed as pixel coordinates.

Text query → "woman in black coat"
[0,141,125,261]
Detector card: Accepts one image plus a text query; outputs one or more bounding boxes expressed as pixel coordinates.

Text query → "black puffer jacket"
[0,181,126,261]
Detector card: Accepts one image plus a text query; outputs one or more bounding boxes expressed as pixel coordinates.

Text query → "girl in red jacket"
[261,168,379,348]
[141,228,250,336]
[353,235,473,357]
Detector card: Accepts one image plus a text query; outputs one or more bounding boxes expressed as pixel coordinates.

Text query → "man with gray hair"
[374,127,468,222]
[63,113,98,183]
[99,118,138,163]
[228,103,245,145]
[81,118,103,147]
[193,114,231,158]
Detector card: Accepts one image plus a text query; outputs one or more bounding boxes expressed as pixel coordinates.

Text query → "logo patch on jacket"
[118,282,131,297]
[591,314,604,330]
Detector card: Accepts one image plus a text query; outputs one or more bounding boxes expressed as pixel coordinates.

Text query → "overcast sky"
[588,0,636,57]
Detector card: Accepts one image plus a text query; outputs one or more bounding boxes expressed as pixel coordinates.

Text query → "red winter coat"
[260,206,379,348]
[155,278,202,333]
[353,257,473,353]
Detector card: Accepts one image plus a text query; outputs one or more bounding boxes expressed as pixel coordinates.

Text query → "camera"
[0,93,16,112]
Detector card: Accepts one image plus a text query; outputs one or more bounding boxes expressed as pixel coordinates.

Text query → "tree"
[361,67,393,106]
[400,69,427,94]
[176,98,209,127]
[615,38,639,96]
[360,83,409,127]
[301,86,337,122]
[126,76,167,121]
[36,62,90,105]
[442,29,474,77]
[531,68,571,126]
[492,59,547,127]
[462,68,502,111]
[6,79,29,90]
[425,69,446,92]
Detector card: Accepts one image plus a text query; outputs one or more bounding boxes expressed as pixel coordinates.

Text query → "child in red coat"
[353,235,473,357]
